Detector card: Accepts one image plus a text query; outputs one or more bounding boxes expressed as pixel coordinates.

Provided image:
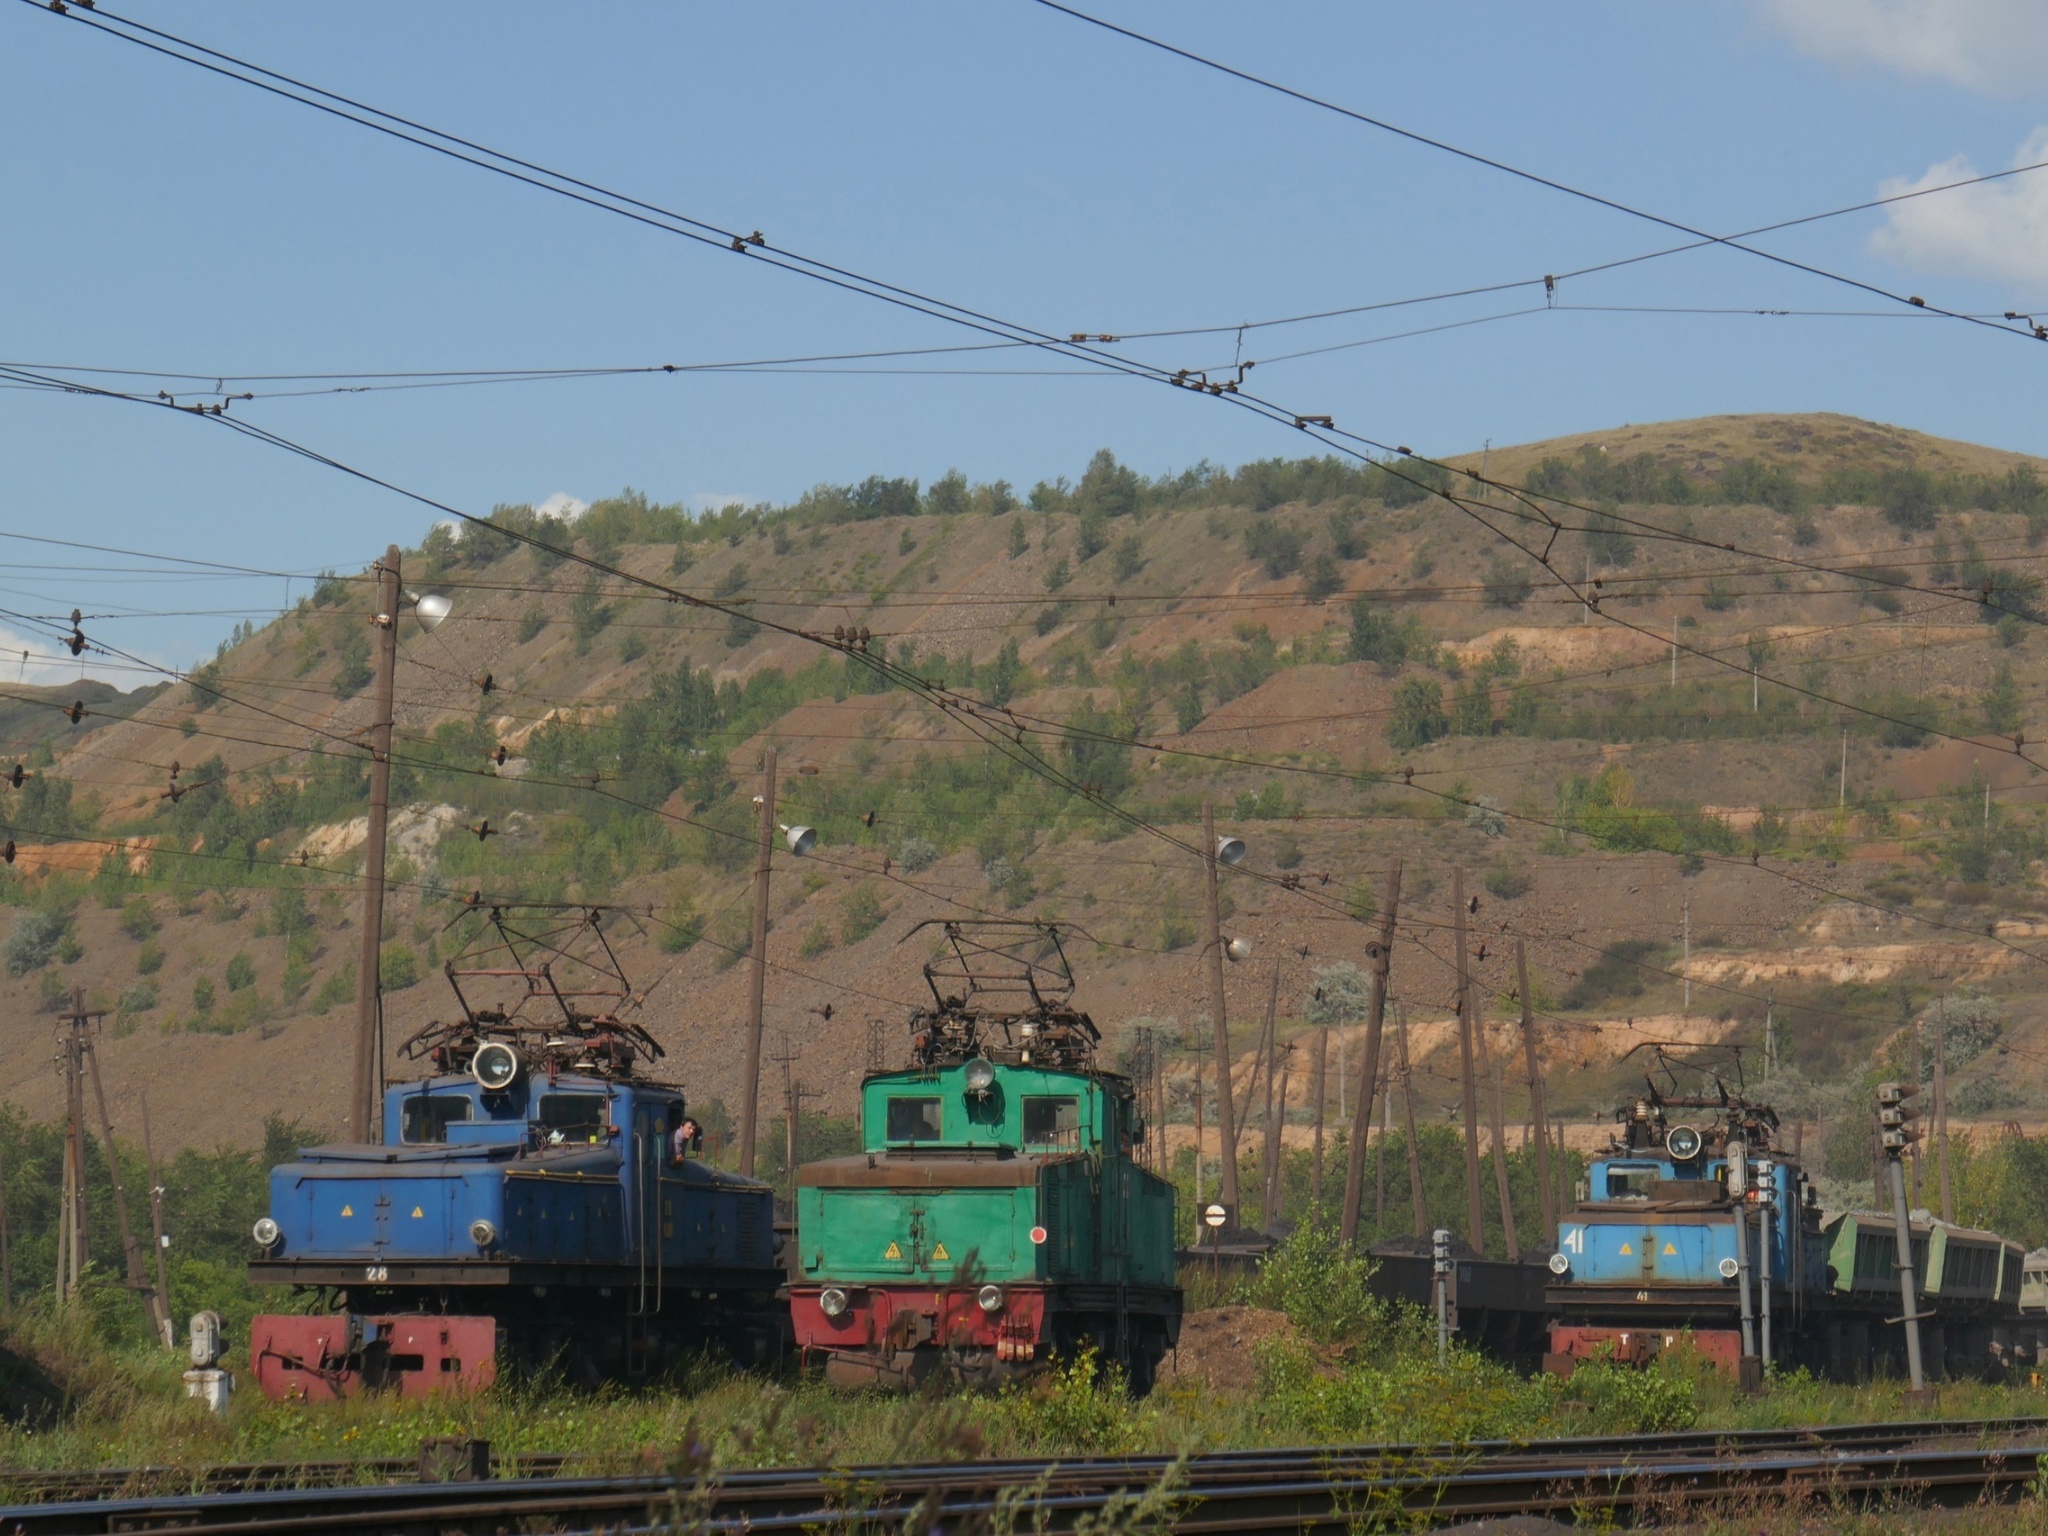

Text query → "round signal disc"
[1029,1225,1047,1245]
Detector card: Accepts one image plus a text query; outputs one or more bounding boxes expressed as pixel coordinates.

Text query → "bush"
[516,604,547,644]
[798,920,833,959]
[379,945,419,992]
[1562,939,1659,1009]
[119,980,158,1014]
[136,938,163,976]
[225,951,256,992]
[840,883,884,945]
[896,836,939,873]
[191,976,216,1014]
[1565,1357,1700,1433]
[1248,1221,1389,1350]
[308,969,354,1015]
[1485,862,1534,900]
[3,910,67,976]
[1159,897,1196,952]
[118,897,158,941]
[1481,553,1533,609]
[1305,961,1371,1025]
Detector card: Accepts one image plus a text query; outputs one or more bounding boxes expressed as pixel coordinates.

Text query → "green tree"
[1386,678,1448,749]
[982,638,1024,706]
[1074,448,1140,520]
[224,951,255,992]
[1481,553,1533,609]
[331,627,372,700]
[516,604,548,643]
[1347,598,1420,668]
[926,468,970,518]
[1984,661,2024,735]
[570,576,613,654]
[1007,518,1029,558]
[1111,535,1146,582]
[840,883,885,945]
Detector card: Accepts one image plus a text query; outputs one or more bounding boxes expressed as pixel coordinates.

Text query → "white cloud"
[1754,0,2048,92]
[1871,127,2048,292]
[534,492,587,521]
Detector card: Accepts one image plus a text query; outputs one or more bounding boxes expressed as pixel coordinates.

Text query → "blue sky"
[3,0,2047,675]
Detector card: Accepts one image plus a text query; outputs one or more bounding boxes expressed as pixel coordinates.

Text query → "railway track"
[1,1417,2040,1532]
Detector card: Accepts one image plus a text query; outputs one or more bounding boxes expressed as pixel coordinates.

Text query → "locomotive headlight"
[819,1287,849,1318]
[468,1218,498,1249]
[977,1283,1005,1313]
[1547,1251,1570,1276]
[252,1216,281,1251]
[471,1039,521,1094]
[1718,1256,1741,1280]
[965,1058,995,1095]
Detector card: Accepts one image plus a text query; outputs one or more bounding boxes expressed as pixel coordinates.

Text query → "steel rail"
[2,1419,2043,1533]
[1,1412,2032,1505]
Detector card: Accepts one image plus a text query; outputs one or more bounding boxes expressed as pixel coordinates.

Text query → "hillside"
[11,411,2048,1209]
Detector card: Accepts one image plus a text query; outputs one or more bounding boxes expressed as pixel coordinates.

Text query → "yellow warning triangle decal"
[884,1241,902,1260]
[1619,1242,1633,1255]
[411,1206,424,1218]
[340,1205,353,1217]
[1664,1243,1678,1256]
[932,1243,950,1262]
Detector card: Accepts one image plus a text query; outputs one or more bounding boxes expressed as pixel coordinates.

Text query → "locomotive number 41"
[1561,1228,1584,1254]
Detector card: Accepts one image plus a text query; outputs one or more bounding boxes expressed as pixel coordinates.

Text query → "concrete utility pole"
[1201,802,1240,1221]
[1309,1019,1329,1210]
[351,546,402,1142]
[1474,993,1519,1261]
[1681,895,1691,1016]
[1878,1080,1933,1403]
[56,1003,87,1302]
[1257,969,1280,1229]
[738,747,780,1178]
[1517,940,1554,1242]
[141,1092,172,1348]
[1397,1003,1428,1238]
[1339,859,1402,1246]
[1936,996,1953,1224]
[80,997,169,1346]
[1454,868,1485,1254]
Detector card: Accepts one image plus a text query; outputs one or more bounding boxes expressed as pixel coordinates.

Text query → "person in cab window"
[673,1116,700,1163]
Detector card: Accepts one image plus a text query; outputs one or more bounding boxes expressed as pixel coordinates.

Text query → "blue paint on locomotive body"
[262,1073,774,1275]
[1555,1154,1820,1297]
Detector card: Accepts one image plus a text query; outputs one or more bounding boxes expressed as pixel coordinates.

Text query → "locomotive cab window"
[1605,1165,1656,1200]
[1022,1096,1080,1147]
[401,1094,472,1143]
[538,1093,609,1143]
[886,1096,943,1143]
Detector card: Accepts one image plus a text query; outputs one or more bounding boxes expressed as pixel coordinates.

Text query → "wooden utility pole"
[80,1002,169,1344]
[737,746,779,1177]
[1453,868,1485,1253]
[769,1033,803,1199]
[1339,859,1402,1245]
[1309,1020,1329,1209]
[1935,996,1953,1223]
[351,546,403,1143]
[1187,1031,1207,1206]
[1201,802,1240,1220]
[141,1093,171,1347]
[1374,1069,1391,1230]
[0,1140,10,1310]
[1264,1042,1294,1227]
[1473,990,1520,1261]
[1397,1004,1427,1238]
[1517,940,1555,1240]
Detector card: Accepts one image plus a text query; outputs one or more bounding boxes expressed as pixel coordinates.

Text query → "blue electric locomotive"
[1545,1055,2044,1382]
[1545,1080,1822,1381]
[247,909,782,1398]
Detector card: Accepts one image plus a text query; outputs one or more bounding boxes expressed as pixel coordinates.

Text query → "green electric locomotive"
[790,922,1181,1392]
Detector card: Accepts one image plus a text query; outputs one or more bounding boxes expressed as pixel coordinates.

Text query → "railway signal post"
[1432,1227,1452,1366]
[1877,1081,1935,1405]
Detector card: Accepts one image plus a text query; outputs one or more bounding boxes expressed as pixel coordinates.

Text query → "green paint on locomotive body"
[795,1060,1176,1290]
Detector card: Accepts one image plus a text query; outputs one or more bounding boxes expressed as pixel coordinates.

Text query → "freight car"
[247,909,783,1398]
[790,922,1182,1392]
